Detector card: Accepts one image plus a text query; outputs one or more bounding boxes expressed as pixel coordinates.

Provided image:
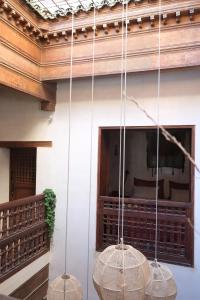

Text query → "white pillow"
[133,186,157,199]
[171,188,189,202]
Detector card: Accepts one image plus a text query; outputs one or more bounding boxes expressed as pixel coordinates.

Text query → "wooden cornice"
[1,0,199,44]
[38,0,199,34]
[40,7,199,45]
[0,0,43,42]
[0,0,200,108]
[0,141,52,148]
[0,0,56,111]
[40,3,200,80]
[0,63,56,109]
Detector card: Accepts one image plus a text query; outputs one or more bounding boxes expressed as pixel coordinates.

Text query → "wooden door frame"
[0,140,52,201]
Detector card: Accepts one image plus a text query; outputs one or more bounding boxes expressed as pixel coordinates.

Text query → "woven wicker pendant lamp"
[144,0,177,298]
[47,12,83,300]
[145,261,177,300]
[93,243,150,300]
[93,1,151,299]
[47,274,83,300]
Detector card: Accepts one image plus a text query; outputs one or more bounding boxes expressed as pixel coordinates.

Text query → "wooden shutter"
[10,148,36,201]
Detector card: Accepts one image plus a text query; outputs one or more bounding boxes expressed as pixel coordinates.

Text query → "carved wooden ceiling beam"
[1,0,200,45]
[0,0,56,111]
[38,7,199,45]
[0,0,44,42]
[1,0,200,109]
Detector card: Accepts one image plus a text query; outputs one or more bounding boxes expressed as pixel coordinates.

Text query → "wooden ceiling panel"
[0,0,200,109]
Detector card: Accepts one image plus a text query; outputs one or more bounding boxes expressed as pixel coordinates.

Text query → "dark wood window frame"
[0,141,52,148]
[9,148,37,201]
[0,141,52,201]
[96,125,194,267]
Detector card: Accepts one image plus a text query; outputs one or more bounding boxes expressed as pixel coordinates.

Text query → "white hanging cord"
[128,95,200,174]
[121,0,128,244]
[155,0,162,262]
[127,96,200,254]
[86,6,96,300]
[117,0,125,245]
[187,218,200,236]
[64,13,74,277]
[120,1,128,288]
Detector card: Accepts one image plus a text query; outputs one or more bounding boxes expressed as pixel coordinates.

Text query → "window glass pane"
[100,128,191,202]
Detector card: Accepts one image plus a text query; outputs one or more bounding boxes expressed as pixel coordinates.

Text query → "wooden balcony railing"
[0,195,49,283]
[97,196,193,266]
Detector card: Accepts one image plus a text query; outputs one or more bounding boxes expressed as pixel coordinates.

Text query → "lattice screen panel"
[97,196,193,266]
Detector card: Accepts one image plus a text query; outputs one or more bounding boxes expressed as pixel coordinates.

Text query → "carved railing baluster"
[2,209,8,238]
[98,196,193,266]
[0,194,49,283]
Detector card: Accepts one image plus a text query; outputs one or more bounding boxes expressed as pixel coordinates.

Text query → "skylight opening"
[25,0,122,19]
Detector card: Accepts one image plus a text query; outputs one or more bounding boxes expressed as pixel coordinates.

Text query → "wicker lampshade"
[145,261,177,300]
[93,244,150,300]
[47,274,83,300]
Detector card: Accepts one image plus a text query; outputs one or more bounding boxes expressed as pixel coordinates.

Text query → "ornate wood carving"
[2,0,200,46]
[0,194,50,283]
[39,1,200,80]
[97,196,193,266]
[0,0,56,110]
[40,22,200,80]
[0,0,42,43]
[0,14,56,110]
[0,0,200,107]
[0,64,56,111]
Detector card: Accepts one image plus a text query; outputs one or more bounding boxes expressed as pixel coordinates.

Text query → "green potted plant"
[43,189,56,239]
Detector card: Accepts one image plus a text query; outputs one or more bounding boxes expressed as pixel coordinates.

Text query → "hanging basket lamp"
[93,243,151,300]
[47,274,83,300]
[145,261,177,300]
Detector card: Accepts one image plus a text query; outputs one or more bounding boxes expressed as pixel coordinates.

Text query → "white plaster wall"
[0,148,10,203]
[49,68,200,300]
[0,87,52,294]
[0,86,53,199]
[0,86,52,141]
[0,69,200,300]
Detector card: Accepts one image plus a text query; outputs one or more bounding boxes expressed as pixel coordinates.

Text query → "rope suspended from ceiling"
[86,5,96,300]
[121,0,128,246]
[117,0,124,246]
[93,2,151,299]
[64,12,74,277]
[145,0,177,297]
[117,0,128,248]
[154,0,162,264]
[47,12,83,300]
